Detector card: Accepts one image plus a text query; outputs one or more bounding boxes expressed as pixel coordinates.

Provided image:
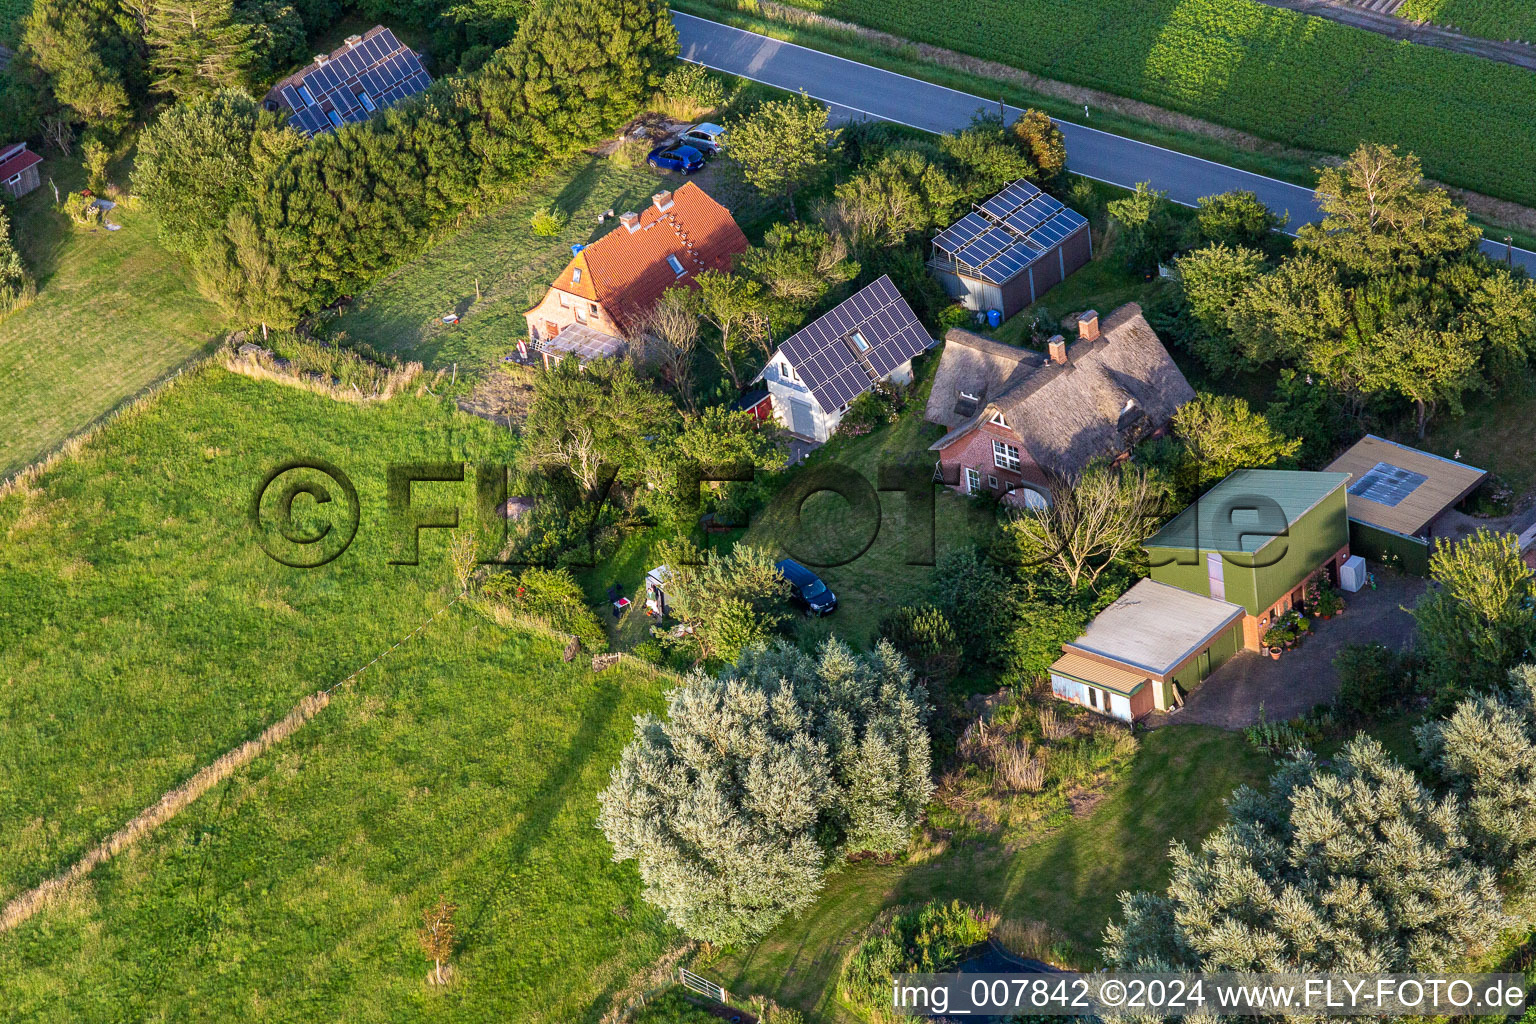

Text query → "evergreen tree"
[598,639,931,944]
[134,89,298,258]
[23,0,136,125]
[499,0,675,156]
[142,0,254,98]
[1105,738,1507,972]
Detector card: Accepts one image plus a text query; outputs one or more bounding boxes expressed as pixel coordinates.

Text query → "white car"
[680,122,726,155]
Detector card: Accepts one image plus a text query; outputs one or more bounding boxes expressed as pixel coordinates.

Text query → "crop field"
[0,367,517,909]
[0,610,675,1022]
[0,156,225,480]
[715,0,1536,207]
[1397,0,1536,44]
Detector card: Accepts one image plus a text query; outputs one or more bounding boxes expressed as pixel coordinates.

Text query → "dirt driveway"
[1151,569,1426,731]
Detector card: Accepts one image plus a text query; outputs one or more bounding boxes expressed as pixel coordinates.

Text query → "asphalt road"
[674,11,1536,273]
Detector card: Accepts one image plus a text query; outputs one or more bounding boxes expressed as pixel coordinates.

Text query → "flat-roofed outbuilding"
[1325,434,1488,574]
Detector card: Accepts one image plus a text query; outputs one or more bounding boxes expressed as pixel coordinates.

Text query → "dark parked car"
[647,143,705,174]
[776,558,837,616]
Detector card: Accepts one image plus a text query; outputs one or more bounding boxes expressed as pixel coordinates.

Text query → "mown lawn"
[711,725,1272,1021]
[0,609,677,1023]
[0,366,517,906]
[340,156,670,376]
[0,157,225,479]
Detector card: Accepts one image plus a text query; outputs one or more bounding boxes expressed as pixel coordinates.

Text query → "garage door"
[785,397,817,438]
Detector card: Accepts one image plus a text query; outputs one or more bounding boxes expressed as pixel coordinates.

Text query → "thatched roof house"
[926,303,1193,502]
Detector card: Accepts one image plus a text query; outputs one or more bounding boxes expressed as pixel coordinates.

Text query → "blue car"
[776,558,837,616]
[647,143,706,174]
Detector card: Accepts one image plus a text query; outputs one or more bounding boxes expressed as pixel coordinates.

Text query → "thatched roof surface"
[926,303,1194,478]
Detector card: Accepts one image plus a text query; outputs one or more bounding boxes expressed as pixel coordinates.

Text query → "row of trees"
[598,639,933,945]
[1159,145,1536,436]
[3,0,534,142]
[131,0,676,330]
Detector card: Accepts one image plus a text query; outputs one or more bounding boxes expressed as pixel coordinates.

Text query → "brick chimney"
[652,190,674,213]
[619,211,640,233]
[1047,335,1068,365]
[344,34,362,48]
[1077,309,1100,342]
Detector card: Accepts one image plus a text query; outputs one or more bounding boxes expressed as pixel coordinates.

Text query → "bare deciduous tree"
[418,897,457,986]
[1004,462,1166,591]
[638,286,702,412]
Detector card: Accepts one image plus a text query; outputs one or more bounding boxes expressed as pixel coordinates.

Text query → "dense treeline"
[129,0,676,329]
[0,0,578,161]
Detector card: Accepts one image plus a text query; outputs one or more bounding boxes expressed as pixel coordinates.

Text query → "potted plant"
[1314,586,1343,620]
[1263,625,1291,657]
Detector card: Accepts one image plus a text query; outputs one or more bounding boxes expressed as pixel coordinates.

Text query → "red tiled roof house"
[924,303,1194,504]
[524,183,748,368]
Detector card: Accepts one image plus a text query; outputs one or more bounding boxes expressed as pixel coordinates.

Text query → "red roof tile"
[548,182,748,332]
[0,147,41,181]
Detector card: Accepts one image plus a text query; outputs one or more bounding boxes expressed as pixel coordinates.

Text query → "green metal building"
[1143,469,1352,651]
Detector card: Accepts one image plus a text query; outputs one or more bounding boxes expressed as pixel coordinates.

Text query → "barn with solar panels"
[264,27,432,137]
[929,179,1091,320]
[1324,435,1488,575]
[756,276,934,442]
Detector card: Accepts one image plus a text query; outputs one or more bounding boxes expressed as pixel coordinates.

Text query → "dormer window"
[959,390,978,402]
[666,254,686,276]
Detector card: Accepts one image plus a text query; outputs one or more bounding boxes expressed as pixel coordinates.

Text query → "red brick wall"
[934,422,1044,495]
[523,288,624,343]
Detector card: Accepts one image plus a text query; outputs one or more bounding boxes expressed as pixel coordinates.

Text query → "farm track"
[1257,0,1536,71]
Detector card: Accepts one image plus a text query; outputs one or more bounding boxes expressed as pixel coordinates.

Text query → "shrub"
[877,604,960,685]
[1334,643,1411,721]
[610,136,651,169]
[840,900,997,1023]
[61,192,100,225]
[631,990,722,1024]
[481,566,608,648]
[0,206,35,315]
[529,205,568,237]
[660,62,725,113]
[598,640,933,944]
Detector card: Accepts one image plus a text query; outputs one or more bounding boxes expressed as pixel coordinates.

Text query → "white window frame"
[989,411,1007,427]
[558,292,569,308]
[574,305,587,324]
[986,473,999,489]
[993,440,1021,472]
[5,174,18,186]
[965,467,982,494]
[848,330,871,353]
[572,268,582,284]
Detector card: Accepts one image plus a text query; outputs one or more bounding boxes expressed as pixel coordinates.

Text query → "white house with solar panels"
[755,275,934,443]
[929,179,1092,320]
[264,27,432,137]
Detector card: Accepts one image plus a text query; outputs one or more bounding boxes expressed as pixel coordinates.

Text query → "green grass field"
[0,366,519,906]
[0,609,676,1022]
[689,0,1536,209]
[341,157,669,377]
[0,157,225,480]
[711,725,1272,1020]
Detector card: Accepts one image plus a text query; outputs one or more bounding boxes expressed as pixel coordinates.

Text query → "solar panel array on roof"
[777,275,931,412]
[268,27,433,137]
[931,179,1087,286]
[1347,461,1428,508]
